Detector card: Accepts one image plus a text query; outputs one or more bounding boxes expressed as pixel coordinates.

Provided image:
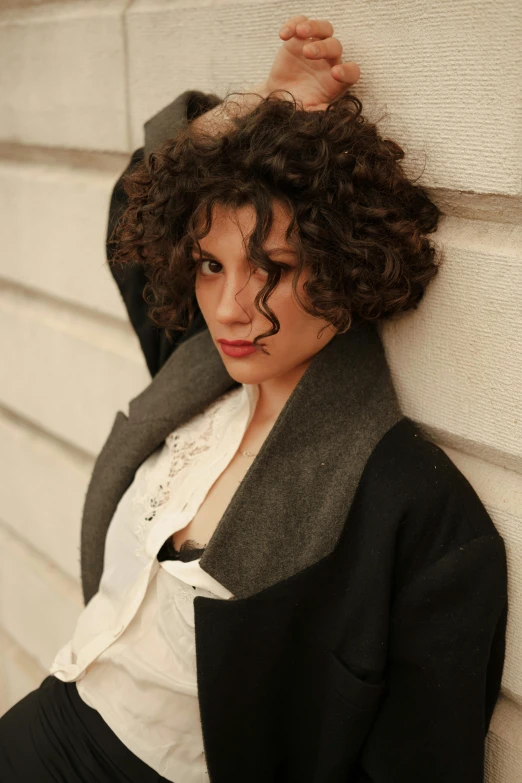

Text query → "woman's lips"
[219,343,258,358]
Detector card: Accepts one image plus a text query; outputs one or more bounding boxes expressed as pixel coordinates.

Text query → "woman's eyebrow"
[191,247,296,257]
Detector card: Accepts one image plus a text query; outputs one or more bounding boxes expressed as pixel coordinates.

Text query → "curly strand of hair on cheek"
[108,87,443,349]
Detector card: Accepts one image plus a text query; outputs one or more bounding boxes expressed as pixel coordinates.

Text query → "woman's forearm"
[191,82,270,135]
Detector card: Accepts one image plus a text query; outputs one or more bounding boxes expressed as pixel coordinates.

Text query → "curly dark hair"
[109,87,442,349]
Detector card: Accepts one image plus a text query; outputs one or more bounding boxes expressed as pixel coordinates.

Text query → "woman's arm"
[107,91,222,378]
[353,512,508,781]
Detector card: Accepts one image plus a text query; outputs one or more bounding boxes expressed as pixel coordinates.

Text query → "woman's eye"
[198,259,221,276]
[196,258,292,277]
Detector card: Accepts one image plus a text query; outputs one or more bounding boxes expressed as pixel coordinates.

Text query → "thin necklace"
[240,449,257,457]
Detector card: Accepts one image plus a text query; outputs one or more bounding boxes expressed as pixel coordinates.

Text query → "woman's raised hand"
[264,15,361,112]
[191,15,361,135]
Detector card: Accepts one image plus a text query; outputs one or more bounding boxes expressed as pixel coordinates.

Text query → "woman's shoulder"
[368,416,467,490]
[364,416,503,560]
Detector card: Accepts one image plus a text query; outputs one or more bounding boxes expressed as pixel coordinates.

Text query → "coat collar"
[81,321,404,603]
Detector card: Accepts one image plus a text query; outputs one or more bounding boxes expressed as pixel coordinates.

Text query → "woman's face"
[194,201,337,387]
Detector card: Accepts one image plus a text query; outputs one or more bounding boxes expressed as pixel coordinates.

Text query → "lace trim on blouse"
[157,536,205,563]
[131,386,244,560]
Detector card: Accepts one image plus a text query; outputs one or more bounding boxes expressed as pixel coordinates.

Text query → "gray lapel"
[81,321,403,604]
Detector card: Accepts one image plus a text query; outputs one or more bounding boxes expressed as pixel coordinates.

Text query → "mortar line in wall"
[0,141,129,172]
[0,515,81,594]
[0,275,136,339]
[0,141,519,224]
[494,692,522,722]
[0,625,48,680]
[0,400,94,465]
[122,0,135,153]
[419,422,522,479]
[428,187,522,226]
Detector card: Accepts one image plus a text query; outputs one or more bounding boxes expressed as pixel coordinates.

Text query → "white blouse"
[50,380,260,783]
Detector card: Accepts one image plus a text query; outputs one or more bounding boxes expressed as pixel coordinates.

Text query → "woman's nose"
[214,274,258,321]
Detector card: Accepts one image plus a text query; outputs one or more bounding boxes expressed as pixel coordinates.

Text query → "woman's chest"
[172,414,276,551]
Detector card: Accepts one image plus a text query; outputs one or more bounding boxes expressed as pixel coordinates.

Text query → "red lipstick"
[218,339,258,358]
[218,339,253,346]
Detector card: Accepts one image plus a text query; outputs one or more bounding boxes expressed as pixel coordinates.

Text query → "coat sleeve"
[354,531,508,783]
[106,90,222,377]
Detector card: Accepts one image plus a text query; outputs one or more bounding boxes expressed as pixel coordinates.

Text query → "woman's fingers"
[295,19,334,39]
[331,61,361,85]
[278,15,361,85]
[279,17,334,41]
[279,14,310,39]
[303,37,343,60]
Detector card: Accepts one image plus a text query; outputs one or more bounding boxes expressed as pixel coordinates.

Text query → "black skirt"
[0,536,205,782]
[0,674,174,782]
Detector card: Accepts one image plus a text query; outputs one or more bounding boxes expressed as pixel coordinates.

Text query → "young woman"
[0,15,508,783]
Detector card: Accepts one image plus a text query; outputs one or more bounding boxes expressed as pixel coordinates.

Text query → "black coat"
[93,89,509,783]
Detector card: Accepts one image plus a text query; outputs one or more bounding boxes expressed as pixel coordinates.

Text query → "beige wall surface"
[0,0,520,777]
